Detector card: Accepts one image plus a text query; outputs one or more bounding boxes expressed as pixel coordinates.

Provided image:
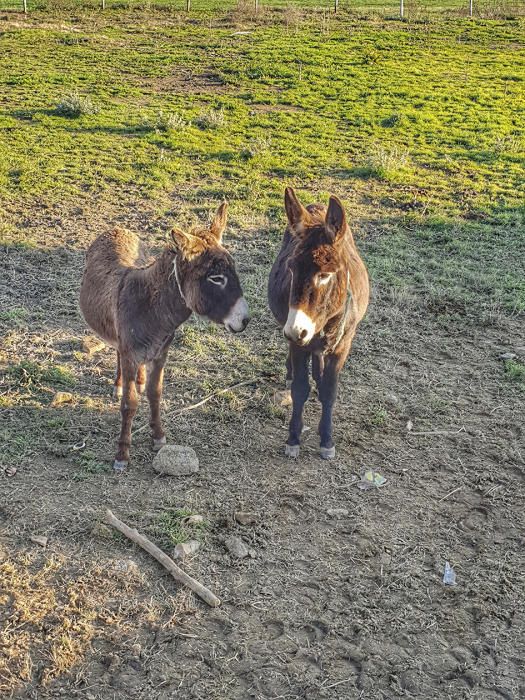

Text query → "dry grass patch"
[0,548,194,695]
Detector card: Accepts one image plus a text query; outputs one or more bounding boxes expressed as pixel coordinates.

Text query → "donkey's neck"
[137,247,190,324]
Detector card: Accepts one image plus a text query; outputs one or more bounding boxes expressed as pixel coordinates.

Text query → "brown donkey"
[268,188,369,459]
[79,203,249,471]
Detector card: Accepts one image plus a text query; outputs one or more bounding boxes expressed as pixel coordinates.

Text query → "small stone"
[130,643,142,658]
[82,335,106,355]
[51,391,74,407]
[225,536,250,559]
[181,514,204,525]
[499,352,517,361]
[173,539,201,560]
[30,535,48,548]
[91,522,112,539]
[4,466,17,477]
[113,559,140,575]
[273,389,292,407]
[234,511,258,526]
[326,507,349,518]
[153,445,199,477]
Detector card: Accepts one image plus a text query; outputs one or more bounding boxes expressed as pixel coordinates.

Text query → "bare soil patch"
[1,201,524,699]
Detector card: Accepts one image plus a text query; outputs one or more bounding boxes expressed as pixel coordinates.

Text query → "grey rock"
[153,445,199,476]
[234,511,258,526]
[499,352,517,360]
[326,507,349,518]
[225,536,250,559]
[173,539,201,560]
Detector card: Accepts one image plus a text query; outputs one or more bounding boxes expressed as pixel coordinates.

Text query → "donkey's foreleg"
[113,351,123,400]
[136,363,147,395]
[285,344,310,458]
[317,354,340,460]
[147,355,167,452]
[114,354,139,471]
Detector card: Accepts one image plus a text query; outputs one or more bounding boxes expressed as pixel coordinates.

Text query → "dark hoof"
[152,436,167,452]
[113,459,128,472]
[285,444,300,458]
[319,446,336,460]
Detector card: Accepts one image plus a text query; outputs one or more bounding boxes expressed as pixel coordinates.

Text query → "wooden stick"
[132,378,257,436]
[105,509,221,607]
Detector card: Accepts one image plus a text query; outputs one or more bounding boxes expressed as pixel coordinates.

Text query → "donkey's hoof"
[319,446,336,460]
[137,383,146,395]
[285,444,300,458]
[152,436,167,452]
[113,386,123,401]
[113,460,128,472]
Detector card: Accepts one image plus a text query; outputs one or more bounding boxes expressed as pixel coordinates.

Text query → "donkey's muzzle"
[224,297,250,333]
[283,307,315,345]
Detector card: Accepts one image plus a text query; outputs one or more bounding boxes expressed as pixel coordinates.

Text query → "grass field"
[1,3,524,699]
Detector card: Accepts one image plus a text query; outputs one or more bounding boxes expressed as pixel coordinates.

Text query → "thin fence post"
[469,0,473,16]
[101,0,106,9]
[334,0,339,12]
[186,0,190,10]
[23,0,27,12]
[400,0,404,19]
[255,0,259,14]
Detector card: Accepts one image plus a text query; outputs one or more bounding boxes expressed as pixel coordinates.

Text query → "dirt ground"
[1,197,524,699]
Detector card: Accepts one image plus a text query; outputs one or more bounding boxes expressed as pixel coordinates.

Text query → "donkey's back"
[79,228,151,348]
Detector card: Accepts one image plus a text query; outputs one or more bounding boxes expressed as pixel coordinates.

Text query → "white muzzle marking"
[284,307,315,345]
[224,297,249,333]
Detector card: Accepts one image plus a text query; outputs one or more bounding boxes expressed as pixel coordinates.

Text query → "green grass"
[151,509,208,547]
[7,360,76,388]
[504,359,525,383]
[0,5,523,319]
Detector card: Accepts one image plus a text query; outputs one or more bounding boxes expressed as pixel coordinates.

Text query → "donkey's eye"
[317,272,333,286]
[207,274,228,288]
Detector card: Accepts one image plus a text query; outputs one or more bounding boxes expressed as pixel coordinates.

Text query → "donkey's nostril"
[241,316,250,330]
[299,329,308,340]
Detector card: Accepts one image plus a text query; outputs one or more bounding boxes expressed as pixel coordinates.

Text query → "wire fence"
[0,0,522,18]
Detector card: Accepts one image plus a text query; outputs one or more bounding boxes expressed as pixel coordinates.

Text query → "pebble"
[234,511,258,526]
[51,391,74,407]
[326,507,349,518]
[173,540,201,560]
[499,352,517,361]
[30,535,48,548]
[82,335,106,355]
[153,445,199,477]
[181,514,204,525]
[113,559,140,575]
[225,536,250,559]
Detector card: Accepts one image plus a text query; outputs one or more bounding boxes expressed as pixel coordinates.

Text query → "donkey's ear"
[170,227,205,260]
[284,187,310,236]
[325,195,347,243]
[210,201,228,243]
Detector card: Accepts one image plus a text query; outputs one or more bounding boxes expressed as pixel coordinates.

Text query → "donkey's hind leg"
[136,364,147,395]
[114,354,139,471]
[113,351,123,400]
[147,354,167,452]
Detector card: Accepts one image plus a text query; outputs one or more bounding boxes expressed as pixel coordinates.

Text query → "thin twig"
[407,427,466,437]
[322,677,355,691]
[132,378,257,435]
[105,509,220,607]
[438,485,463,502]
